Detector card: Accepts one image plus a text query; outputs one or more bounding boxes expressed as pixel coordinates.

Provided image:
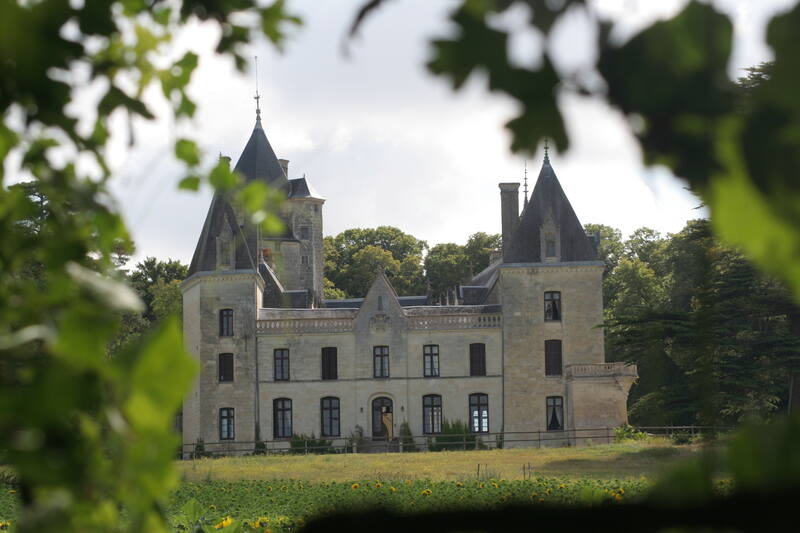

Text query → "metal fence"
[179,425,732,458]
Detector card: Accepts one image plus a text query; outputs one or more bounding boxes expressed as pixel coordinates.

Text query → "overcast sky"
[101,0,794,265]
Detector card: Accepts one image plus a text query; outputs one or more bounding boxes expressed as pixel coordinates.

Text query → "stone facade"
[181,117,637,455]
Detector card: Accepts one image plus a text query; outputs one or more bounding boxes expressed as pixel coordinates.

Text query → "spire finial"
[254,55,261,121]
[523,161,529,204]
[543,138,550,164]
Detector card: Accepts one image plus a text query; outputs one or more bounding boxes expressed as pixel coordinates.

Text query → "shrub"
[615,424,649,442]
[399,421,418,452]
[430,420,484,451]
[193,438,208,459]
[254,440,267,455]
[290,434,334,454]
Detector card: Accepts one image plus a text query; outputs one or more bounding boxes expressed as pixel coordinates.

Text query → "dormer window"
[545,237,557,258]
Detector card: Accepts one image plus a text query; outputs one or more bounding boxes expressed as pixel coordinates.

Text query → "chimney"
[279,158,289,178]
[499,183,520,262]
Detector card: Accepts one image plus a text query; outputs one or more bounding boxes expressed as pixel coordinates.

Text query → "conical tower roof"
[505,154,597,263]
[233,116,289,190]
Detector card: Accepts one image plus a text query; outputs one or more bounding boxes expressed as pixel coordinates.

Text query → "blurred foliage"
[0,0,299,532]
[602,219,800,427]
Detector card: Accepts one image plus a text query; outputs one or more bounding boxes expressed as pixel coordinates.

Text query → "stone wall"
[499,262,606,437]
[181,271,263,453]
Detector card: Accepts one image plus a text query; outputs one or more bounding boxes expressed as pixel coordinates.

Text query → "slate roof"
[323,295,430,309]
[188,117,295,275]
[505,156,597,263]
[187,193,259,275]
[288,177,324,200]
[234,117,289,190]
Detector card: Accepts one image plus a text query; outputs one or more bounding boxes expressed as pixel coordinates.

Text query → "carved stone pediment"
[369,313,391,331]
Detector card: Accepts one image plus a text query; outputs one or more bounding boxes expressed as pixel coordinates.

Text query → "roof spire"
[253,55,261,123]
[523,160,529,204]
[543,138,550,164]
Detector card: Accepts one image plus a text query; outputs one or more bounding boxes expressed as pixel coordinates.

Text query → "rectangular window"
[544,291,561,321]
[546,396,564,431]
[219,308,234,336]
[423,345,439,377]
[321,347,338,380]
[422,394,443,434]
[545,340,562,376]
[373,346,389,378]
[545,238,556,258]
[321,397,340,437]
[469,393,489,433]
[274,349,289,381]
[469,343,486,376]
[301,255,309,265]
[219,407,235,440]
[299,226,311,240]
[273,398,292,438]
[218,353,234,382]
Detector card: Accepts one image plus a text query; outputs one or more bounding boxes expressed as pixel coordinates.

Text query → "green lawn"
[177,440,697,483]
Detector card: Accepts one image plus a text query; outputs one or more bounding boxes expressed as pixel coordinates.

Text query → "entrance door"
[372,397,393,439]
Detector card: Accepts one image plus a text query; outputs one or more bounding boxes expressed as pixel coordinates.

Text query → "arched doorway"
[371,397,393,439]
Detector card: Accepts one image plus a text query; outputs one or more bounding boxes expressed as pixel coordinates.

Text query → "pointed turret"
[505,153,597,263]
[233,117,289,190]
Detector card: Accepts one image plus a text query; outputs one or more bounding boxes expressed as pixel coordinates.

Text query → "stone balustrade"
[408,314,501,330]
[565,362,638,378]
[257,319,353,334]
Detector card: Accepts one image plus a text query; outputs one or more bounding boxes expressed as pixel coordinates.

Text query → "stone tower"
[181,112,324,450]
[497,152,633,438]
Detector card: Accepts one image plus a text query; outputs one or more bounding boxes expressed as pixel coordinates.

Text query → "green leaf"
[178,175,201,191]
[209,160,240,191]
[175,138,200,166]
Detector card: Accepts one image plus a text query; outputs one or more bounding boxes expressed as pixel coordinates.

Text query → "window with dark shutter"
[469,343,486,376]
[321,347,338,380]
[544,340,562,376]
[218,353,234,382]
[219,309,234,336]
[274,349,289,381]
[544,292,561,321]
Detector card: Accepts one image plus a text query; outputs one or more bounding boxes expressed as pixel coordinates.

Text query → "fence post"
[304,440,308,455]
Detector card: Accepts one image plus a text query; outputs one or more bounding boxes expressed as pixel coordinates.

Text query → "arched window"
[219,407,235,440]
[469,393,489,433]
[544,340,562,376]
[422,394,442,434]
[371,397,393,438]
[546,396,564,431]
[273,398,292,438]
[469,343,486,376]
[219,309,234,336]
[320,397,340,437]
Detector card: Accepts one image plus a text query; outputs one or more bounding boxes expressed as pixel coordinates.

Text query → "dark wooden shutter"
[470,343,486,376]
[545,340,562,376]
[322,347,337,380]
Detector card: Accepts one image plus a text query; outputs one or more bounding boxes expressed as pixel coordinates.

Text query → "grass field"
[178,440,698,482]
[0,441,704,530]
